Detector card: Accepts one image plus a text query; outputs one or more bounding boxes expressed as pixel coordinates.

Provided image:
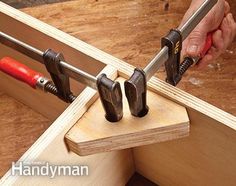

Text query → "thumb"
[186,25,208,57]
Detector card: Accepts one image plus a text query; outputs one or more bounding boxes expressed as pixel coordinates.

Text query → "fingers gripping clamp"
[161,29,182,86]
[43,49,74,103]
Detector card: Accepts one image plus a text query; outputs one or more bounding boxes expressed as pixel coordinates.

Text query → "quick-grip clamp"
[43,49,74,103]
[161,29,182,86]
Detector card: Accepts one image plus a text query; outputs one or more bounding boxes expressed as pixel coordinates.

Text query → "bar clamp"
[43,49,75,103]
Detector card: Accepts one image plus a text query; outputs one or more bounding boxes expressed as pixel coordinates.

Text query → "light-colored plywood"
[0,2,234,128]
[0,92,50,177]
[0,65,135,186]
[66,77,189,156]
[1,2,233,129]
[133,109,236,186]
[131,76,236,185]
[0,33,66,120]
[0,3,105,120]
[21,0,236,116]
[0,2,235,186]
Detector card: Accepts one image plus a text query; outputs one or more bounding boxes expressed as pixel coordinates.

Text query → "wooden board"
[0,0,190,157]
[65,78,189,156]
[0,4,135,185]
[133,109,236,186]
[66,77,189,156]
[0,65,135,186]
[0,2,235,185]
[21,0,236,115]
[133,76,236,185]
[0,92,50,177]
[0,2,233,128]
[0,2,105,120]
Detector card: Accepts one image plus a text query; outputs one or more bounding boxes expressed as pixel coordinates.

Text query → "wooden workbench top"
[21,0,236,115]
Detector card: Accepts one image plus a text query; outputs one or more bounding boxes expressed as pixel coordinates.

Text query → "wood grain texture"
[21,0,236,115]
[0,4,135,184]
[0,2,235,185]
[66,77,189,156]
[0,1,105,120]
[1,1,233,128]
[0,43,68,120]
[2,0,71,9]
[0,92,50,177]
[133,109,236,186]
[1,66,135,186]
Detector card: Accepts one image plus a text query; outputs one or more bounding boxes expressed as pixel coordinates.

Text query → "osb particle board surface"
[21,0,236,115]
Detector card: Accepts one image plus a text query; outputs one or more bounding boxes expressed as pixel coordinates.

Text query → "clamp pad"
[65,77,190,156]
[97,74,123,122]
[124,68,149,117]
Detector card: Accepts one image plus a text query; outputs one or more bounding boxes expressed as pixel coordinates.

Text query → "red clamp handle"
[200,32,213,57]
[0,57,43,88]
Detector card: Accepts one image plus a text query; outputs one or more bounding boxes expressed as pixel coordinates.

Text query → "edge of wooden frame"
[0,2,234,128]
[0,2,235,185]
[1,2,233,128]
[1,65,135,185]
[65,77,190,156]
[0,2,236,130]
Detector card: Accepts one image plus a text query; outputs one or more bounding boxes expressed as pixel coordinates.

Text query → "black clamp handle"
[43,49,75,103]
[161,29,182,86]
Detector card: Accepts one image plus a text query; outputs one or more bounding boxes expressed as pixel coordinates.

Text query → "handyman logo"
[11,162,89,178]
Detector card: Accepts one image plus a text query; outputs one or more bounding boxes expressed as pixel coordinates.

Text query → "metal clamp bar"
[0,31,123,122]
[144,0,218,81]
[144,47,168,81]
[0,31,44,63]
[125,0,218,118]
[60,61,97,90]
[179,0,218,40]
[0,31,97,90]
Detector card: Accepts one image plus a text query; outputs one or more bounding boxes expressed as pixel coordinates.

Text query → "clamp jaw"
[43,49,123,122]
[43,49,75,103]
[162,29,182,86]
[124,68,148,117]
[162,29,213,86]
[97,74,123,122]
[124,0,216,118]
[0,31,123,122]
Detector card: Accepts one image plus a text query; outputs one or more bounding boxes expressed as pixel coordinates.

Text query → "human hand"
[181,0,236,68]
